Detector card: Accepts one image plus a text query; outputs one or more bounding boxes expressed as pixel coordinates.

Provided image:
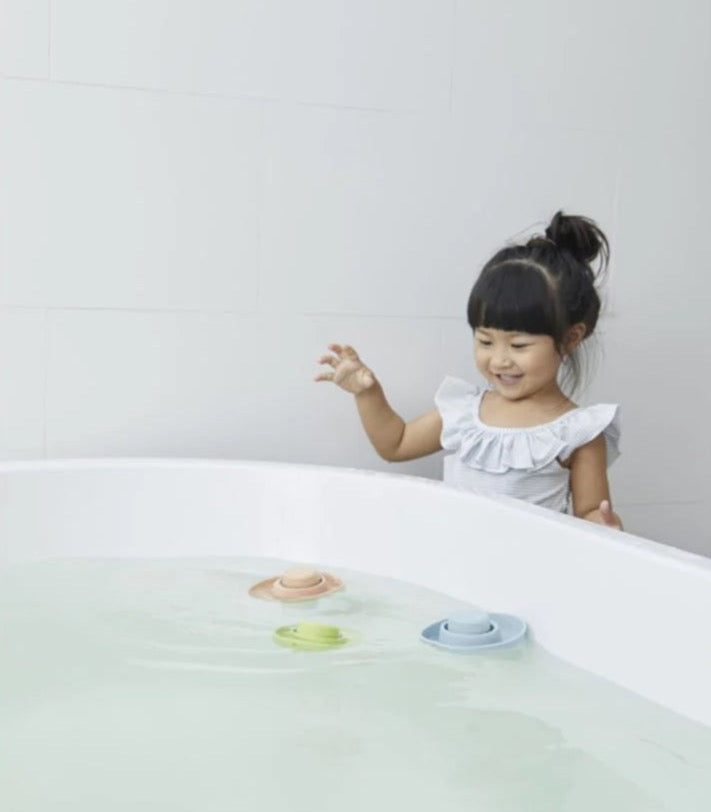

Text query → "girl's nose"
[492,348,512,367]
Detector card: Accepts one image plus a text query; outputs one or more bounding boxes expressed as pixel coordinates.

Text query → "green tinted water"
[0,557,709,811]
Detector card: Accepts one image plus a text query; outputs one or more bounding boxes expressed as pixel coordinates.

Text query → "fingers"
[315,343,370,389]
[599,500,613,523]
[316,343,362,374]
[599,499,622,530]
[327,343,359,360]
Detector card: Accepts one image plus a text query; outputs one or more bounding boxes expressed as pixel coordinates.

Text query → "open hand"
[599,499,623,530]
[315,344,376,395]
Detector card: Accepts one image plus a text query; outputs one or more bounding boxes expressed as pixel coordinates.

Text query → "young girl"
[315,211,622,530]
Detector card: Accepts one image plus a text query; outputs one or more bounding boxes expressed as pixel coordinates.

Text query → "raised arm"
[315,344,442,462]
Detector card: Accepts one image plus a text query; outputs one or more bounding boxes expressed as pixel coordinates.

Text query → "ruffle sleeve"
[555,403,621,467]
[434,376,482,453]
[434,376,621,473]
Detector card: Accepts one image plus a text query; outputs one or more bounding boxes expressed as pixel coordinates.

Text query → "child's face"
[474,327,563,401]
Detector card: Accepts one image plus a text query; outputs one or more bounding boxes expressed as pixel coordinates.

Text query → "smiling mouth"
[496,374,523,385]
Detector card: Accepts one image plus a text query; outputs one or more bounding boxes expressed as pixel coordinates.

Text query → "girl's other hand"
[599,499,623,530]
[315,344,376,394]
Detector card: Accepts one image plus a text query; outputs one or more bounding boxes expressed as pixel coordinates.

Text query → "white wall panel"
[260,105,471,318]
[0,0,48,78]
[45,309,444,480]
[0,308,45,458]
[453,0,710,135]
[260,105,618,318]
[613,129,711,323]
[276,0,453,111]
[46,310,262,457]
[51,0,280,97]
[0,81,262,310]
[51,0,453,112]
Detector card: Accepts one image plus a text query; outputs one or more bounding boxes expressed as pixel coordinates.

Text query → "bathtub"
[1,457,710,729]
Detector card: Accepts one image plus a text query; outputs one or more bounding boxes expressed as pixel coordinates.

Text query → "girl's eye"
[511,344,529,349]
[477,339,492,346]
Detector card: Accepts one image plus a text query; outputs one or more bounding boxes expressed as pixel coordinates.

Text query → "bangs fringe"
[467,262,562,339]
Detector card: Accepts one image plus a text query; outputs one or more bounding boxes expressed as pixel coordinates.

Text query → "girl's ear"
[564,323,587,353]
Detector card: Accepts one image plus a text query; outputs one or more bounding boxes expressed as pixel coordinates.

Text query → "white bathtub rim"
[2,456,709,578]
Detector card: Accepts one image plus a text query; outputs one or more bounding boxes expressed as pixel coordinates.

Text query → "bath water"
[0,557,709,811]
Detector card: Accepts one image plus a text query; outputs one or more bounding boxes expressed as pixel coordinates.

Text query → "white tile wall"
[45,309,444,480]
[0,0,49,78]
[453,0,711,135]
[0,80,262,310]
[46,309,262,457]
[613,129,711,322]
[275,0,453,111]
[0,308,45,458]
[260,104,618,318]
[50,0,282,98]
[260,104,477,318]
[51,0,454,112]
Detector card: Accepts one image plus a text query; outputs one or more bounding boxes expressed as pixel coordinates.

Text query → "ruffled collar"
[436,378,620,474]
[459,391,579,472]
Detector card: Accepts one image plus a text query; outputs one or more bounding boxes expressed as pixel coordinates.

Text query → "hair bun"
[544,210,609,271]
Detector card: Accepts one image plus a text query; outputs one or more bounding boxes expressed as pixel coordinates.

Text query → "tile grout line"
[447,0,458,115]
[254,104,268,313]
[41,308,49,458]
[47,0,51,80]
[0,304,468,322]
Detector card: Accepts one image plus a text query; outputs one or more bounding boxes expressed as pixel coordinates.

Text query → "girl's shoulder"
[434,376,621,472]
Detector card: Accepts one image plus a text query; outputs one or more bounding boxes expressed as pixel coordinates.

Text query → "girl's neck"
[480,385,576,429]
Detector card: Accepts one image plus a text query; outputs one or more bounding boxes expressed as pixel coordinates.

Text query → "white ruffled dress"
[435,377,621,514]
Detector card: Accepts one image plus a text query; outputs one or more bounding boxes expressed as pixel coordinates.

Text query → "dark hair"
[466,211,609,395]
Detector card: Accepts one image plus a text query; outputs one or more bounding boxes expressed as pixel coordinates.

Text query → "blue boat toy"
[421,608,526,652]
